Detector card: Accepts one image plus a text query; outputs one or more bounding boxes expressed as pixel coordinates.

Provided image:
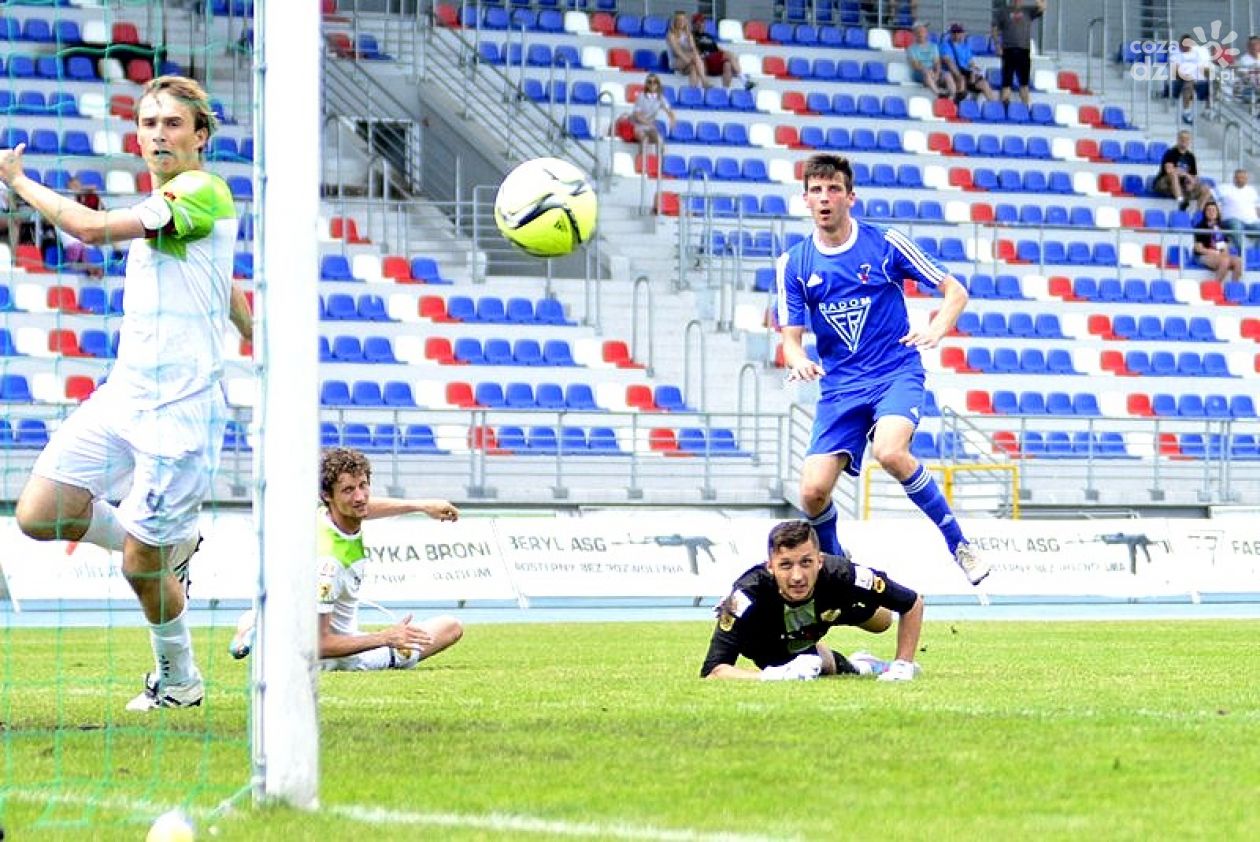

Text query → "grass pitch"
[2,617,1258,840]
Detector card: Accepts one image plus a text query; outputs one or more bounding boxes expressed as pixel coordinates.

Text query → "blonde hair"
[138,75,219,138]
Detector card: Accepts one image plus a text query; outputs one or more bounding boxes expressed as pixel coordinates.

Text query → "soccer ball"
[146,810,195,842]
[494,157,597,258]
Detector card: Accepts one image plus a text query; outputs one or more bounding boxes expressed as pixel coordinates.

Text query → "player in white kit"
[0,76,253,711]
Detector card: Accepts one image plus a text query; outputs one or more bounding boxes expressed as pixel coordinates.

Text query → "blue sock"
[901,465,967,554]
[805,501,847,556]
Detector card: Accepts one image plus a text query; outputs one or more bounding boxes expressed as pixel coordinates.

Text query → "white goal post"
[251,0,321,809]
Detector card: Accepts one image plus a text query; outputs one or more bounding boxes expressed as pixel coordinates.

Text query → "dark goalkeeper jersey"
[700,553,919,677]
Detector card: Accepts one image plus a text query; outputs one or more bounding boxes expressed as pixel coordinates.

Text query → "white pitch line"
[3,788,797,842]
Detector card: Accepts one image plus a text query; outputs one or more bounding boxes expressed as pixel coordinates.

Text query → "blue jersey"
[776,221,952,394]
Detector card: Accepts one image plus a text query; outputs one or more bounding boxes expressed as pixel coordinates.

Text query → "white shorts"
[320,646,421,672]
[33,383,227,546]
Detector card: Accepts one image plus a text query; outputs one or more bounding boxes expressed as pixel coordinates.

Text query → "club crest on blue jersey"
[857,262,871,283]
[819,298,871,353]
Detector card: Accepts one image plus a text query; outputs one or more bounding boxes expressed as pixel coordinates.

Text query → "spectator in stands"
[700,520,923,682]
[58,176,103,274]
[777,153,989,588]
[1193,200,1244,283]
[0,75,254,713]
[627,73,675,166]
[1234,35,1260,105]
[1154,129,1208,212]
[991,0,1045,106]
[1170,33,1213,124]
[1214,168,1260,254]
[906,21,956,99]
[940,22,998,104]
[228,447,463,671]
[666,11,707,89]
[690,13,753,91]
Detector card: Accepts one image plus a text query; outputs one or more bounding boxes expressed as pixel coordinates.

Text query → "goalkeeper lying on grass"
[701,520,923,682]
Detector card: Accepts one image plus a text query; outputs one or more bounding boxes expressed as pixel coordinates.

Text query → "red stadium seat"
[892,29,913,49]
[948,167,973,190]
[590,12,615,35]
[1100,350,1130,375]
[1078,105,1103,127]
[932,98,958,120]
[434,4,459,27]
[1047,276,1077,301]
[123,132,142,156]
[1075,138,1100,161]
[966,390,994,414]
[902,279,925,298]
[1087,314,1115,339]
[781,91,809,113]
[970,202,994,223]
[604,340,644,368]
[1241,317,1260,340]
[633,153,659,177]
[445,382,478,408]
[994,239,1017,262]
[1120,208,1143,228]
[992,431,1021,458]
[607,48,634,71]
[15,244,47,273]
[774,125,803,149]
[1157,432,1182,457]
[655,191,680,216]
[112,22,140,44]
[125,58,153,84]
[762,56,789,78]
[326,32,356,58]
[330,216,369,243]
[1127,393,1154,416]
[941,346,974,373]
[1057,70,1085,94]
[381,255,411,282]
[648,427,682,453]
[109,94,135,119]
[1142,243,1163,267]
[744,20,770,43]
[424,336,458,363]
[49,328,85,357]
[419,295,454,322]
[65,375,95,402]
[626,384,658,410]
[47,285,82,313]
[467,425,507,454]
[1200,280,1225,304]
[1097,173,1124,196]
[927,131,953,154]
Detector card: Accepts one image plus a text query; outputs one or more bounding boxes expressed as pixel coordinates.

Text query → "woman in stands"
[1193,200,1244,283]
[666,11,707,89]
[628,73,675,167]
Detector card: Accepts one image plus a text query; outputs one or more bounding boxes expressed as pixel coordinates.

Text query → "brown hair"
[767,520,818,556]
[801,153,854,192]
[320,447,372,502]
[138,75,219,139]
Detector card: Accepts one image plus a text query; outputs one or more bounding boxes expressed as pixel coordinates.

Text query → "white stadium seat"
[79,91,107,119]
[901,128,926,154]
[944,200,970,223]
[106,169,135,195]
[1096,206,1120,228]
[612,151,637,179]
[1215,315,1240,341]
[1051,136,1076,160]
[922,164,948,190]
[387,293,422,322]
[393,335,427,364]
[1021,274,1049,301]
[434,424,470,454]
[748,122,774,148]
[1072,171,1099,196]
[92,130,123,155]
[718,19,747,43]
[867,28,892,50]
[935,387,965,414]
[754,88,782,113]
[351,253,384,284]
[1174,278,1204,305]
[1054,103,1079,127]
[14,284,48,313]
[563,11,589,34]
[1098,391,1128,418]
[1073,348,1103,376]
[416,381,450,408]
[572,337,607,368]
[225,377,255,408]
[1118,242,1143,267]
[595,382,630,412]
[99,58,125,82]
[887,63,912,86]
[580,46,607,71]
[81,20,109,43]
[31,372,67,404]
[788,194,809,217]
[768,158,795,184]
[1032,68,1057,92]
[598,81,626,106]
[733,303,768,333]
[16,326,52,356]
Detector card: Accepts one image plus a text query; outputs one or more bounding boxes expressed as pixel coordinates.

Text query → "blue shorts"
[807,372,925,477]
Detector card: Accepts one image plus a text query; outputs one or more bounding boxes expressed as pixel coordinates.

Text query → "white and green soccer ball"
[146,810,195,842]
[494,157,598,258]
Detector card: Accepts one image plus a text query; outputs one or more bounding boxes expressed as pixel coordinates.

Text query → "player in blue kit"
[776,153,989,586]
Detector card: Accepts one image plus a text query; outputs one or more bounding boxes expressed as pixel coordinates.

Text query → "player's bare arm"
[704,663,763,680]
[317,612,432,659]
[230,285,254,342]
[900,275,969,349]
[363,497,459,521]
[781,326,825,381]
[0,144,150,245]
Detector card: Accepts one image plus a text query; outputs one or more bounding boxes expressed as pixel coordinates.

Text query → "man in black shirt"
[691,13,754,91]
[700,521,924,682]
[1154,129,1208,212]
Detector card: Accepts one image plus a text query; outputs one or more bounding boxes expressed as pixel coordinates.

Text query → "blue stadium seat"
[324,293,357,320]
[655,384,690,411]
[382,380,416,407]
[476,296,508,323]
[485,338,515,366]
[14,418,48,448]
[331,335,364,362]
[1018,391,1047,414]
[527,426,559,455]
[446,296,476,322]
[320,380,352,407]
[565,383,600,411]
[502,381,534,409]
[512,338,543,366]
[454,337,486,364]
[966,347,993,372]
[475,382,507,408]
[910,431,938,458]
[351,380,384,407]
[535,382,565,410]
[991,390,1018,414]
[588,427,624,455]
